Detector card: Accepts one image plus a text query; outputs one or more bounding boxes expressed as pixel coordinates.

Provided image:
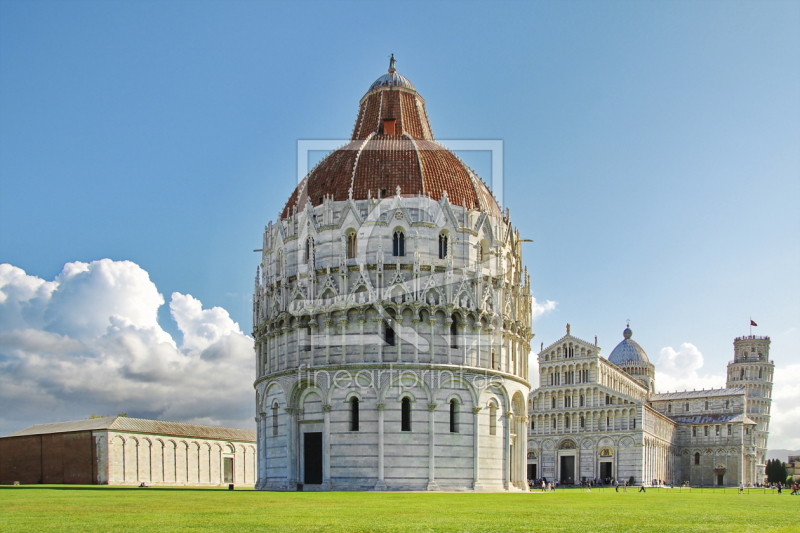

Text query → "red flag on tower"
[750,319,758,327]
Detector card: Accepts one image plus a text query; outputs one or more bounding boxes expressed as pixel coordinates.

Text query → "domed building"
[527,324,771,487]
[607,326,655,393]
[252,58,533,491]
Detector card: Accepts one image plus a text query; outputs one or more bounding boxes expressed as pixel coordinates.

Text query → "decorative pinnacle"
[389,53,396,73]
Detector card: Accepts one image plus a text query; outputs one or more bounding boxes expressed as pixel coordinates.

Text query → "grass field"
[1,486,797,533]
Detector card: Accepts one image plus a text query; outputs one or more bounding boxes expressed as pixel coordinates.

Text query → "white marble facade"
[527,327,771,487]
[99,430,256,486]
[252,191,534,491]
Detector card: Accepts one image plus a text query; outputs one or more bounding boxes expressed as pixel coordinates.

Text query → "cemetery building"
[0,416,256,486]
[527,326,774,487]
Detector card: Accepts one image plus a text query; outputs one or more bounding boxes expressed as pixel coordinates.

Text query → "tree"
[766,459,788,484]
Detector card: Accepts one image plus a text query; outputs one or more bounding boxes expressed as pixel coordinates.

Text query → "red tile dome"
[281,60,501,218]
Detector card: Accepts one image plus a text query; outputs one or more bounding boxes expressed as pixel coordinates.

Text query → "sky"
[1,1,798,449]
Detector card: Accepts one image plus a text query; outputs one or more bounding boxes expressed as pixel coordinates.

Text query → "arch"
[346,229,357,259]
[349,396,360,432]
[392,229,405,256]
[487,399,499,436]
[559,439,577,450]
[434,374,479,407]
[449,398,459,433]
[378,372,432,403]
[401,396,412,432]
[438,231,449,259]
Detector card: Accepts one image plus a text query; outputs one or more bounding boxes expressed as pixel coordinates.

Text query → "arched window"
[531,419,535,430]
[551,397,556,409]
[401,397,412,431]
[694,452,700,465]
[272,403,279,436]
[350,397,360,431]
[392,231,405,256]
[758,368,763,379]
[449,399,458,433]
[579,395,585,407]
[305,237,313,265]
[438,233,448,259]
[565,416,570,429]
[450,317,458,348]
[302,323,312,352]
[385,322,395,347]
[580,415,585,429]
[489,402,498,435]
[491,350,497,370]
[346,231,357,259]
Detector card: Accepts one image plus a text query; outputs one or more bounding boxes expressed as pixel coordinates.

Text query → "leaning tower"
[726,335,774,482]
[251,58,534,492]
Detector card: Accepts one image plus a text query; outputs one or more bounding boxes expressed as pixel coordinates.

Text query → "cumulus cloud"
[655,341,799,450]
[0,260,255,437]
[531,296,557,320]
[769,363,800,449]
[654,343,726,392]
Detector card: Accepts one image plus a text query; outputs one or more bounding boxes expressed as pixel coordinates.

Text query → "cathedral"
[526,326,773,487]
[252,57,533,491]
[251,59,774,491]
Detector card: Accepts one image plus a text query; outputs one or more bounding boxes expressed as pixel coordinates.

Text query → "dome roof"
[281,58,501,218]
[608,326,650,365]
[368,71,415,91]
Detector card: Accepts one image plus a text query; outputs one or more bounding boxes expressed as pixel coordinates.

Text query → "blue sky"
[1,1,798,447]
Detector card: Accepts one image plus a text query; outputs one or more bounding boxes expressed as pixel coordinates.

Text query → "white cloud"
[655,343,726,392]
[655,342,800,450]
[0,260,255,437]
[769,363,800,449]
[531,296,557,320]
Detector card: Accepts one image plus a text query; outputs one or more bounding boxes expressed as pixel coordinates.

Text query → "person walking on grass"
[638,484,646,493]
[739,482,744,494]
[614,480,619,492]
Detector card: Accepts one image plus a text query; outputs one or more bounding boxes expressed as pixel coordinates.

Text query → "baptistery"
[253,58,533,491]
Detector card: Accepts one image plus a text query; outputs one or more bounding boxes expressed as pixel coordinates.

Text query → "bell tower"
[726,335,774,482]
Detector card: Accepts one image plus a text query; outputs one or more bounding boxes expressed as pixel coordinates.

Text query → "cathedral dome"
[368,71,415,91]
[608,326,650,364]
[281,58,501,218]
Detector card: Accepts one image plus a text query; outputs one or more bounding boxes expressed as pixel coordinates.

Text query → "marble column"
[322,405,331,489]
[427,403,439,490]
[375,403,387,490]
[472,407,483,490]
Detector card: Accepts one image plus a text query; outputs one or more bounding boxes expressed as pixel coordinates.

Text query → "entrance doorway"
[600,461,612,481]
[223,457,234,484]
[560,456,575,485]
[717,474,724,486]
[528,464,537,480]
[303,432,323,485]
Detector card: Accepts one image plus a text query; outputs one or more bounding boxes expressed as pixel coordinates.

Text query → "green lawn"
[0,486,797,533]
